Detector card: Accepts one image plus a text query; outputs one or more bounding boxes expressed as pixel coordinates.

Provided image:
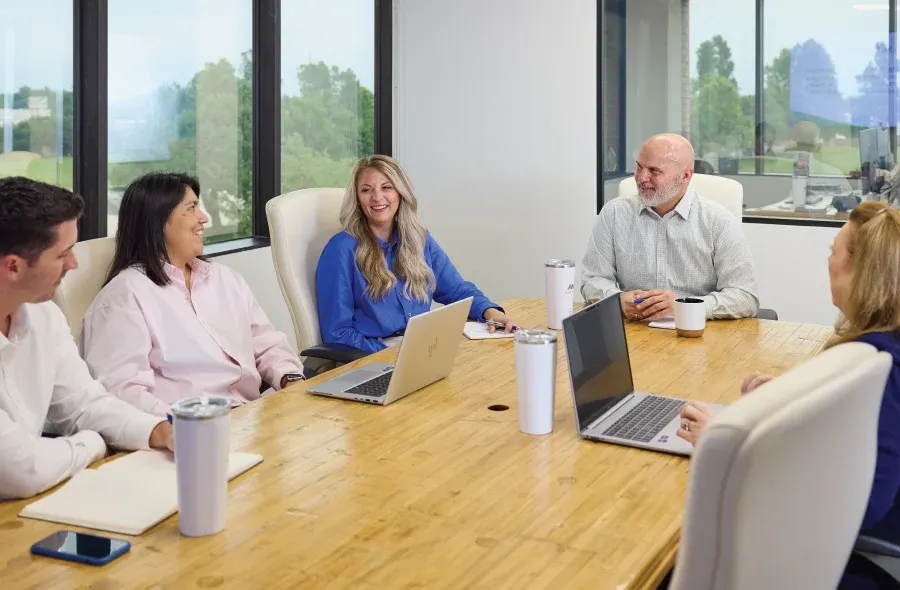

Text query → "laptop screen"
[562,295,635,432]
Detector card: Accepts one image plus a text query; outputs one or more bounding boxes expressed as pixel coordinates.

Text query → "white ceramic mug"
[674,297,706,338]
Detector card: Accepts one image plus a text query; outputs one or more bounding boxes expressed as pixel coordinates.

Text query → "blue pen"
[484,319,519,331]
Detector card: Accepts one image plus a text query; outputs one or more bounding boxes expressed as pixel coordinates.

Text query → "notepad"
[19,450,262,536]
[648,317,676,330]
[463,321,515,340]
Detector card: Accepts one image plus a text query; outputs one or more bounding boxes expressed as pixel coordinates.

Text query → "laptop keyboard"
[345,371,394,397]
[603,396,684,443]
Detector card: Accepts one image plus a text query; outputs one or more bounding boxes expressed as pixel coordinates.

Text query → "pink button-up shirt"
[81,259,303,416]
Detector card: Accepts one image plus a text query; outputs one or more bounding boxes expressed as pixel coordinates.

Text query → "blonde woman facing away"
[316,155,513,353]
[677,202,900,554]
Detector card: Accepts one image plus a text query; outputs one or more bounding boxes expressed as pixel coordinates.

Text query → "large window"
[2,2,388,251]
[600,0,900,223]
[107,0,253,243]
[763,2,893,178]
[281,0,376,193]
[0,1,74,189]
[689,0,756,176]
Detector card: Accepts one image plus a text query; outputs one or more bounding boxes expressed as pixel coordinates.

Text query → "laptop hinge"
[586,393,634,431]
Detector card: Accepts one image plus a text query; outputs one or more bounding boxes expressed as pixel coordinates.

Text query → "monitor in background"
[562,297,635,432]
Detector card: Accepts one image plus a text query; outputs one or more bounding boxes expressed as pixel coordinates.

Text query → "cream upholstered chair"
[616,173,778,320]
[670,341,892,590]
[51,237,116,340]
[617,172,743,219]
[265,188,367,372]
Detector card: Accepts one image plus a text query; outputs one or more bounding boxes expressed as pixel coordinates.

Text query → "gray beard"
[638,180,682,208]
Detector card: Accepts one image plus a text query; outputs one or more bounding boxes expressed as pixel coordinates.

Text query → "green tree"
[693,75,744,153]
[696,35,736,85]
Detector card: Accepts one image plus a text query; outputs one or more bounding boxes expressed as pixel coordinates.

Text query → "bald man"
[582,133,759,320]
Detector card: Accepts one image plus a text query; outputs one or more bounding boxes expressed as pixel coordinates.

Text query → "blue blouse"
[315,231,501,353]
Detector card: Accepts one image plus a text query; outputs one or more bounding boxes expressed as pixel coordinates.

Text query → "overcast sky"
[1,0,374,106]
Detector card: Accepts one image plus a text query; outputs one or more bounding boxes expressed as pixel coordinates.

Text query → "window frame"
[71,0,391,249]
[597,0,899,227]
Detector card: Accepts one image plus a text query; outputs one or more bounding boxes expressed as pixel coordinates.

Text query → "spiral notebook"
[19,450,262,536]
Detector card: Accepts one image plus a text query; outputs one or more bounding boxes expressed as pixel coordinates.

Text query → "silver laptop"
[305,297,473,405]
[562,295,722,456]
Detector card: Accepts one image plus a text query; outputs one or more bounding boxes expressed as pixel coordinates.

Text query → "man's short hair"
[0,177,84,261]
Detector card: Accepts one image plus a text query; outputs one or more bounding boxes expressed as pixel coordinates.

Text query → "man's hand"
[635,289,677,321]
[619,291,648,321]
[149,421,174,452]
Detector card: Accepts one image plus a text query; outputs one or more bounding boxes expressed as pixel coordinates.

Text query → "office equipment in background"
[563,295,721,456]
[306,297,472,405]
[860,126,893,194]
[31,531,130,566]
[19,450,262,535]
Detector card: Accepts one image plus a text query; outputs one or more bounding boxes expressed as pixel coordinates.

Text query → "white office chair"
[617,173,744,220]
[670,341,892,590]
[51,237,116,340]
[265,188,367,373]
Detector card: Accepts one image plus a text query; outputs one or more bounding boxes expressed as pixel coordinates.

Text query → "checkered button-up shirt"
[580,190,759,319]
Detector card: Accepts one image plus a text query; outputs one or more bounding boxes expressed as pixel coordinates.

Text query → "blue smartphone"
[31,530,131,566]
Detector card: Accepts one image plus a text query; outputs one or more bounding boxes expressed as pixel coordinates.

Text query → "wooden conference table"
[0,298,832,589]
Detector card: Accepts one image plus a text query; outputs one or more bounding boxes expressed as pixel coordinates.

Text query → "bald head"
[640,133,695,169]
[634,133,695,209]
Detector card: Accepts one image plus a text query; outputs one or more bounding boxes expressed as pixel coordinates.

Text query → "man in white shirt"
[0,177,174,500]
[582,133,759,321]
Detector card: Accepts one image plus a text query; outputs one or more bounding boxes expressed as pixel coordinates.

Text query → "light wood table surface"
[0,298,832,589]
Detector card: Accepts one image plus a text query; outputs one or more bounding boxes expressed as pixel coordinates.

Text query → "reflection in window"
[0,1,74,189]
[281,0,376,193]
[107,0,252,243]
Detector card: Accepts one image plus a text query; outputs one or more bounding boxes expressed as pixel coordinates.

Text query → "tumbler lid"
[545,259,575,268]
[514,329,558,345]
[170,396,231,420]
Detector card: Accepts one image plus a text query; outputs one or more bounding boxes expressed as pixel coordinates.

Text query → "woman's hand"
[676,401,716,446]
[741,371,775,396]
[483,308,515,333]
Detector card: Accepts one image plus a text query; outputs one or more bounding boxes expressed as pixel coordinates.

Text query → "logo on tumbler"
[427,338,438,358]
[566,283,574,294]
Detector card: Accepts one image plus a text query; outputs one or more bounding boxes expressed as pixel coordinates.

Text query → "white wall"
[214,247,299,352]
[744,224,839,326]
[393,0,597,302]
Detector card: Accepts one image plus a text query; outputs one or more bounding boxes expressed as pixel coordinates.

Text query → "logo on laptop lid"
[427,338,438,358]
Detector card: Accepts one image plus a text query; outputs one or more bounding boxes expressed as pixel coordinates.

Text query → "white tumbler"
[792,176,808,209]
[545,259,576,330]
[514,330,558,435]
[171,396,231,537]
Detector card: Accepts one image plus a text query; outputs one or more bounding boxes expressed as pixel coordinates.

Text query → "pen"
[484,319,518,331]
[632,298,644,304]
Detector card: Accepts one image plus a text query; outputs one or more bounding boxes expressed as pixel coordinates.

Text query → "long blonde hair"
[826,201,900,348]
[339,155,435,301]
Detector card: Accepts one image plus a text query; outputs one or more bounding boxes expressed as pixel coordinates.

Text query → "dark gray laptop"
[562,295,722,456]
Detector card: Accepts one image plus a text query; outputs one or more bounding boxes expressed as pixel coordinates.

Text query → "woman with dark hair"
[81,172,304,416]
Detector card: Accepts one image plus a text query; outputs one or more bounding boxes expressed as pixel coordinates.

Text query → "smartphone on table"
[31,530,131,566]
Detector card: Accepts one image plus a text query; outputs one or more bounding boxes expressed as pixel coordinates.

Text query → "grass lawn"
[0,154,74,189]
[737,146,866,176]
